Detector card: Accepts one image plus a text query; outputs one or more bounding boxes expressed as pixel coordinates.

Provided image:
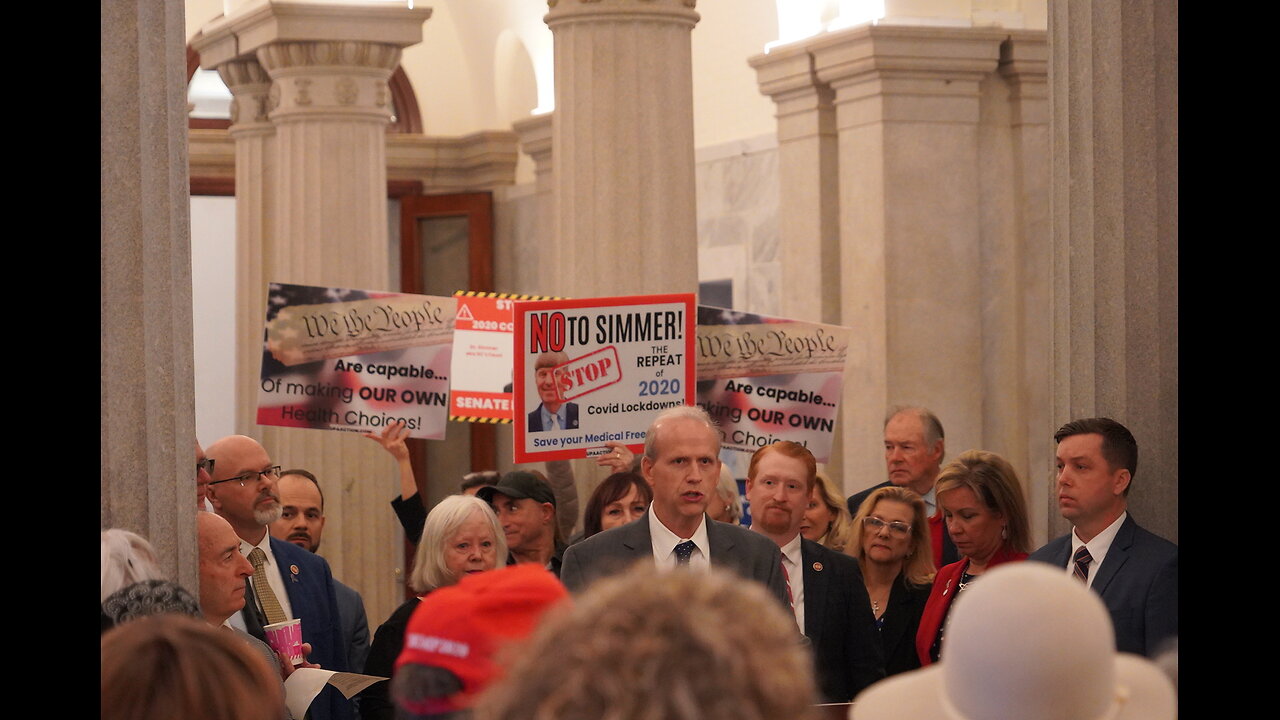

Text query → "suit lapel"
[706,517,734,563]
[800,540,826,640]
[1089,515,1134,596]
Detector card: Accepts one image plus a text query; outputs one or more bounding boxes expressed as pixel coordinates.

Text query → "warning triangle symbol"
[456,303,476,322]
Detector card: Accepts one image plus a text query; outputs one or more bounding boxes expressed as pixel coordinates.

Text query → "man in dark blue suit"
[207,435,355,720]
[527,350,580,431]
[745,441,884,702]
[1028,418,1177,657]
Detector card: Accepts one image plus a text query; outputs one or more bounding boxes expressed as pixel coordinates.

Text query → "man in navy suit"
[1028,418,1178,657]
[527,350,580,431]
[270,469,371,675]
[206,435,354,720]
[745,441,885,702]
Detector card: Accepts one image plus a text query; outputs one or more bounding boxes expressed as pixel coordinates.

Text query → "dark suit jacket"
[527,402,580,431]
[359,596,423,720]
[241,537,354,720]
[1028,514,1178,657]
[846,480,958,567]
[878,571,931,677]
[800,539,886,702]
[334,578,371,678]
[560,512,788,606]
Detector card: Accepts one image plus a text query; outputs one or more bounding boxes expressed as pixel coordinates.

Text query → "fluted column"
[101,0,197,592]
[191,0,432,632]
[545,0,701,298]
[217,57,275,437]
[1050,0,1178,543]
[512,112,555,295]
[749,44,839,327]
[810,25,1007,491]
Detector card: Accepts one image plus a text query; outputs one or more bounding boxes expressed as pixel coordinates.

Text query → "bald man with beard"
[205,435,354,720]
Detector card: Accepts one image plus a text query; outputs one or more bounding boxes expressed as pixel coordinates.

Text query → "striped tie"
[1072,545,1093,584]
[248,548,288,625]
[781,560,794,609]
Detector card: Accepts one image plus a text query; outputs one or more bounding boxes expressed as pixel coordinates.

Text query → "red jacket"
[915,546,1028,665]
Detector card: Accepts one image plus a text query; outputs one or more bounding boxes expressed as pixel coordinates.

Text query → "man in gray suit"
[270,469,371,674]
[560,406,788,605]
[1028,417,1177,657]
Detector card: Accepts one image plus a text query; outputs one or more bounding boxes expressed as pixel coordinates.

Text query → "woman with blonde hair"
[800,472,856,554]
[849,485,934,676]
[361,494,508,720]
[916,449,1030,666]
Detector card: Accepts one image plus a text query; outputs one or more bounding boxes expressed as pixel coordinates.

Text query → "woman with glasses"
[915,449,1031,666]
[850,485,935,676]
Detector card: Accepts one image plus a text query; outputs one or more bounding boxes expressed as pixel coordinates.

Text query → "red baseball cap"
[394,564,570,711]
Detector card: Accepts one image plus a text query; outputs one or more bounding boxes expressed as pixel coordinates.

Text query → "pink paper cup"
[263,618,304,666]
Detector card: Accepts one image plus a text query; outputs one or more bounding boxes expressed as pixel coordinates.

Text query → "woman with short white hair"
[360,494,507,720]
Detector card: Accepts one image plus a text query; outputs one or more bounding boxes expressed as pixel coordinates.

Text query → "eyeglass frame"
[861,515,913,537]
[207,465,283,488]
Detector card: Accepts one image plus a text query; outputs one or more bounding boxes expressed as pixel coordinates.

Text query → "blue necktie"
[674,540,696,565]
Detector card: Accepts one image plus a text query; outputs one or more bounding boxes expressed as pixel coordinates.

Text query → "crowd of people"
[102,405,1179,719]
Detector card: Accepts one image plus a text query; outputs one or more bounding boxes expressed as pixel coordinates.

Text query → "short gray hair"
[885,405,945,449]
[102,529,165,603]
[643,405,719,461]
[410,495,507,594]
[534,351,569,370]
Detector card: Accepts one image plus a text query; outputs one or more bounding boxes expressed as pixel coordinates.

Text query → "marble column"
[748,44,840,327]
[1050,0,1178,543]
[545,0,701,298]
[512,112,555,295]
[101,0,198,591]
[190,1,433,631]
[810,25,1007,491]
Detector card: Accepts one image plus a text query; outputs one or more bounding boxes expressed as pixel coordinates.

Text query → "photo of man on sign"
[528,351,580,432]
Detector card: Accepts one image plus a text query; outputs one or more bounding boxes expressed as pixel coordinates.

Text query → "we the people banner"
[256,282,456,439]
[694,306,851,462]
[513,294,696,463]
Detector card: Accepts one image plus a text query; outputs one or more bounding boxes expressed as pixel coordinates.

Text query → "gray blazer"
[333,579,371,676]
[561,511,789,606]
[1028,514,1178,657]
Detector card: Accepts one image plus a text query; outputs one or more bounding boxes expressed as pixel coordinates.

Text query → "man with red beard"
[206,435,354,720]
[746,441,885,702]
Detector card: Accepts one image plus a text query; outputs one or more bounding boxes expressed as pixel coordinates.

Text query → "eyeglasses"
[208,465,282,488]
[196,458,215,476]
[862,516,912,537]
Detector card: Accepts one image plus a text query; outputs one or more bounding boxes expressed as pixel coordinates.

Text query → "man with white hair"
[205,435,353,720]
[560,406,787,604]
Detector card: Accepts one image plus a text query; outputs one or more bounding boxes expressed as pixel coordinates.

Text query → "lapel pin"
[942,578,952,596]
[812,561,823,572]
[290,564,300,581]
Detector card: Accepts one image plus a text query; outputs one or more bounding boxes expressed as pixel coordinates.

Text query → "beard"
[754,506,795,535]
[254,502,283,526]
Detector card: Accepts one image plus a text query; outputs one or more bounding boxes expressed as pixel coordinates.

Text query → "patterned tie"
[674,540,696,566]
[248,548,288,625]
[781,560,794,609]
[1072,545,1093,584]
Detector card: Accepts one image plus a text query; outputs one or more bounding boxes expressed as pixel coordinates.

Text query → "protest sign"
[513,294,696,463]
[695,306,850,463]
[447,291,548,424]
[256,282,456,440]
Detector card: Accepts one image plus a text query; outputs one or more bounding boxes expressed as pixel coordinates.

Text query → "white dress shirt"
[1069,511,1128,589]
[540,404,568,430]
[649,503,711,573]
[780,533,804,632]
[226,530,294,632]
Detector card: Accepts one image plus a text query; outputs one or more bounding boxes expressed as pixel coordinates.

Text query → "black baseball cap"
[476,471,556,507]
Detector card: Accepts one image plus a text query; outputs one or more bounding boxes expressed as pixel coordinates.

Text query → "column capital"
[513,112,554,168]
[256,40,402,124]
[749,44,835,143]
[546,0,698,28]
[809,24,1007,124]
[217,57,274,134]
[999,30,1049,126]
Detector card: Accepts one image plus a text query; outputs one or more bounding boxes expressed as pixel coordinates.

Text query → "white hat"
[850,562,1176,720]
